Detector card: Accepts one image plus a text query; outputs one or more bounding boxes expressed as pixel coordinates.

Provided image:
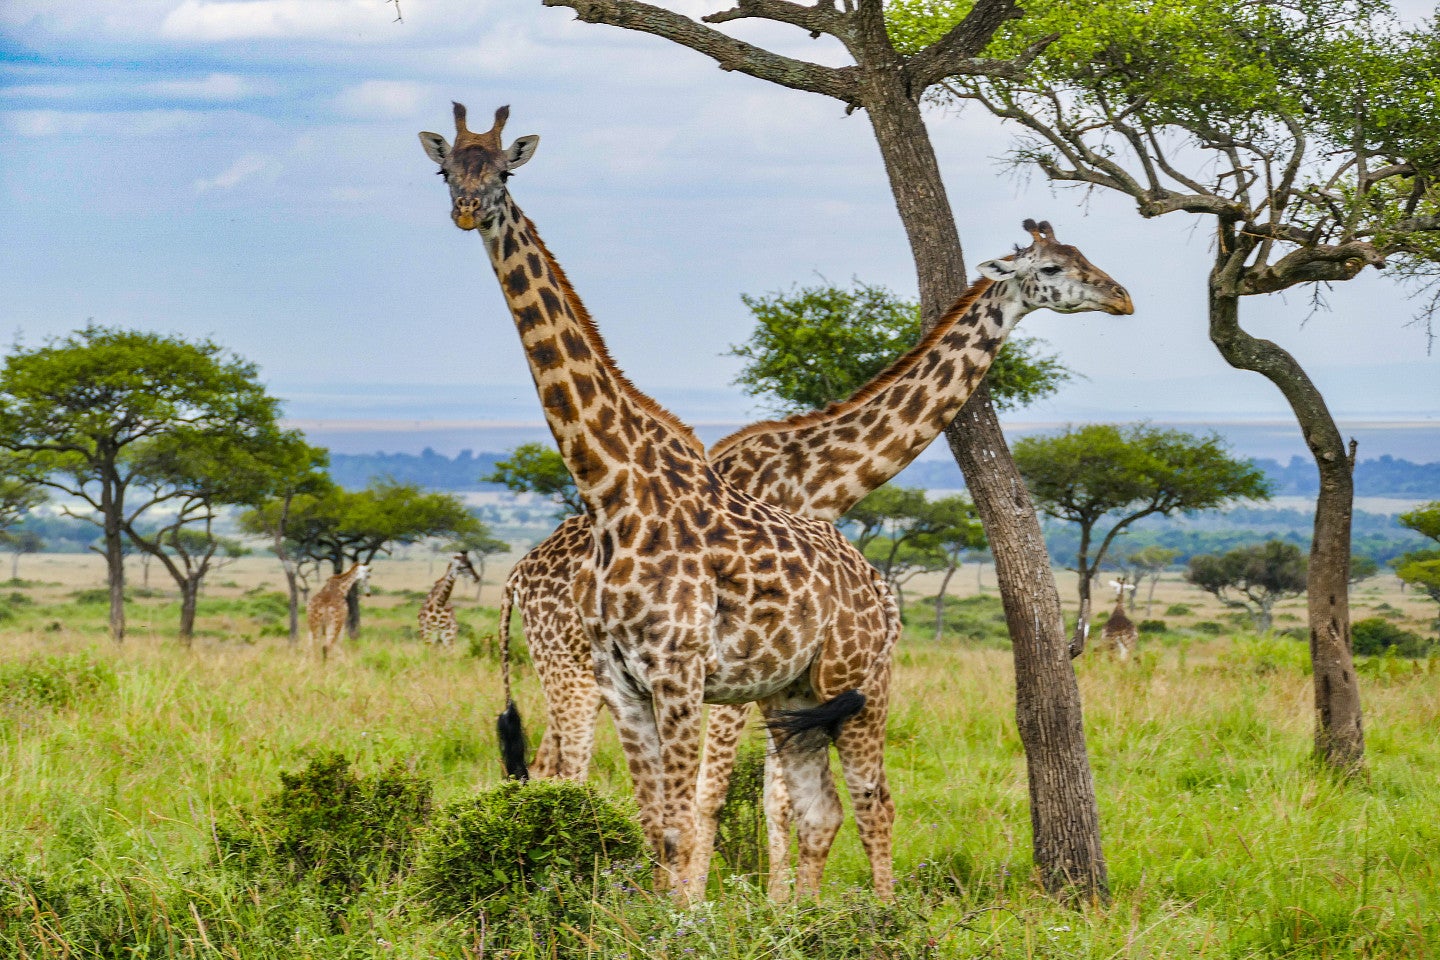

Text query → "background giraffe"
[306,563,370,661]
[418,552,479,647]
[493,220,1132,891]
[420,102,902,899]
[1102,579,1139,660]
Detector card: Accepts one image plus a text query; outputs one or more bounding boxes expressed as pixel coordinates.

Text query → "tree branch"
[542,0,861,104]
[905,0,1031,91]
[702,0,843,38]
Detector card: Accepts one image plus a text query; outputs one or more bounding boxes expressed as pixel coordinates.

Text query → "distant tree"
[483,443,581,517]
[925,495,988,641]
[1398,502,1440,549]
[445,530,511,600]
[281,480,483,636]
[1118,546,1181,616]
[124,430,287,644]
[1014,424,1269,652]
[1349,556,1380,585]
[842,485,984,617]
[4,529,44,582]
[727,279,1070,415]
[1187,541,1309,632]
[0,459,46,537]
[0,325,279,642]
[1395,502,1440,628]
[236,437,333,643]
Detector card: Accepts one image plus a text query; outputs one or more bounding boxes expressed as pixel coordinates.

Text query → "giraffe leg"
[763,697,843,899]
[650,651,708,902]
[831,663,896,900]
[688,702,750,891]
[529,726,560,779]
[556,683,604,781]
[592,676,668,886]
[762,730,795,901]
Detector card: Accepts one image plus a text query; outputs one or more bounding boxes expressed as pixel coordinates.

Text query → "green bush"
[215,752,432,897]
[1138,619,1167,634]
[67,588,112,606]
[1352,617,1433,658]
[931,594,1010,645]
[714,739,769,879]
[1193,621,1226,635]
[0,654,115,708]
[1164,603,1193,616]
[410,779,644,916]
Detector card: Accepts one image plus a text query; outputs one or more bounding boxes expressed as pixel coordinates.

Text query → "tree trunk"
[346,585,361,639]
[179,582,199,647]
[101,477,126,644]
[1207,273,1364,774]
[935,563,958,641]
[851,11,1107,898]
[283,563,301,644]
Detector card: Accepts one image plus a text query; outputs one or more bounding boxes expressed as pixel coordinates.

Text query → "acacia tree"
[0,325,280,643]
[729,279,1069,415]
[1119,545,1181,616]
[917,0,1440,772]
[1013,424,1269,650]
[1187,541,1309,632]
[4,530,44,583]
[535,0,1108,896]
[280,479,483,636]
[444,529,512,600]
[483,443,583,517]
[1396,502,1440,627]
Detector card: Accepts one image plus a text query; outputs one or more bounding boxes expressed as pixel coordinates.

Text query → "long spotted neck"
[709,278,1030,521]
[335,565,365,593]
[429,566,460,606]
[479,195,706,524]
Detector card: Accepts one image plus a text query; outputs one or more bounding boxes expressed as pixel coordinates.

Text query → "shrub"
[0,654,115,708]
[1352,618,1433,658]
[215,752,432,897]
[714,739,769,879]
[410,779,644,916]
[1138,619,1167,634]
[1192,621,1226,635]
[67,588,111,606]
[1164,603,1193,616]
[932,594,1010,645]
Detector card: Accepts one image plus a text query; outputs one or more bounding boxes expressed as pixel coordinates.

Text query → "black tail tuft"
[766,689,867,752]
[497,701,530,781]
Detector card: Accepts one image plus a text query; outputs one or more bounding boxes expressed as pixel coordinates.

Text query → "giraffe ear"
[977,258,1018,281]
[419,131,452,165]
[506,135,540,169]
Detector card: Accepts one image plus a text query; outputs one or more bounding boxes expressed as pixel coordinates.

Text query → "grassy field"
[0,553,1437,958]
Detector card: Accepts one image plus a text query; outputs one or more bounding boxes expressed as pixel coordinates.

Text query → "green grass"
[0,577,1437,957]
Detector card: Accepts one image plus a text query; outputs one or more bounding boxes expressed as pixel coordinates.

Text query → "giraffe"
[420,103,902,900]
[492,219,1133,891]
[1101,578,1139,660]
[418,552,480,647]
[306,563,371,661]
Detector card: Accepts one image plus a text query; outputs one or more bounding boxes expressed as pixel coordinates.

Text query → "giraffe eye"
[1040,265,1063,276]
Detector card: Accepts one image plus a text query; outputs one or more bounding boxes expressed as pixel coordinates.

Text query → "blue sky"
[2,0,1437,439]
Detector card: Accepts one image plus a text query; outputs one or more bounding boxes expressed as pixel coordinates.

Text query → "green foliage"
[0,653,114,708]
[1187,540,1308,631]
[216,752,432,897]
[714,739,769,878]
[927,594,1011,646]
[1138,619,1168,634]
[1218,633,1312,676]
[727,279,1069,414]
[1165,603,1194,616]
[483,441,581,516]
[1399,501,1440,545]
[410,779,644,916]
[1352,617,1434,657]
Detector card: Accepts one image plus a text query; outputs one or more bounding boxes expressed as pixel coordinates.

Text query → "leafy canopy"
[727,279,1070,414]
[483,442,582,516]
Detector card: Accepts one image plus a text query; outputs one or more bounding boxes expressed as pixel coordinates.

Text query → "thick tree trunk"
[1207,278,1364,774]
[101,479,126,644]
[179,583,198,647]
[852,11,1107,898]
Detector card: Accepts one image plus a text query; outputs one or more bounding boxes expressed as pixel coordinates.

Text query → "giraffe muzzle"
[453,198,481,231]
[1103,286,1135,316]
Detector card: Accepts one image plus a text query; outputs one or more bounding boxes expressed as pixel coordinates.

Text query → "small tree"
[1014,424,1269,651]
[445,530,511,600]
[728,279,1070,415]
[1395,503,1440,629]
[926,495,988,641]
[1123,546,1180,616]
[1187,541,1308,632]
[0,325,279,642]
[4,529,44,583]
[484,443,582,517]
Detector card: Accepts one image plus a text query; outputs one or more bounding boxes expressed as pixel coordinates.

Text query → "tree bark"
[851,8,1107,898]
[100,468,126,644]
[179,583,198,647]
[1207,261,1364,774]
[934,563,958,641]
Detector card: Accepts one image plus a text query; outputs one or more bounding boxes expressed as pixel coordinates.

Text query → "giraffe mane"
[521,218,706,457]
[709,275,996,459]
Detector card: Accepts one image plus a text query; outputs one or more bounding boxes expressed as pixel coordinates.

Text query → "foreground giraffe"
[306,563,370,661]
[418,552,480,647]
[421,103,901,900]
[495,220,1133,889]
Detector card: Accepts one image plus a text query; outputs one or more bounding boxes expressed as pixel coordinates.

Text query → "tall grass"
[0,576,1436,957]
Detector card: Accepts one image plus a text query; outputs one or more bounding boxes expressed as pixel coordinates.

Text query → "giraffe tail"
[495,574,530,780]
[766,689,867,753]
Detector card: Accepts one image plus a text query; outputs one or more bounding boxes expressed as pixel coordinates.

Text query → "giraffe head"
[977,219,1134,315]
[418,103,539,233]
[451,552,481,583]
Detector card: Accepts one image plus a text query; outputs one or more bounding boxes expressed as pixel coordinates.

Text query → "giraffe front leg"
[590,651,668,884]
[689,701,751,892]
[650,649,708,903]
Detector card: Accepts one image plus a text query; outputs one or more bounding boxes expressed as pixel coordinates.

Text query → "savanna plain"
[1,553,1437,958]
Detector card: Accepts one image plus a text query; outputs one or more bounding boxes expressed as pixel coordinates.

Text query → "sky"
[2,0,1438,450]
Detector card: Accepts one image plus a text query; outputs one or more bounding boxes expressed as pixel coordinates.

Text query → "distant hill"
[327,448,1440,499]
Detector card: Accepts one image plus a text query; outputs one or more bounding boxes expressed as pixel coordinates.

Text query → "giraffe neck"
[709,278,1031,521]
[479,196,706,523]
[430,567,458,606]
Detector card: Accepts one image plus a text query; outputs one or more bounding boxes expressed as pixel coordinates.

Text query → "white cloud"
[146,73,267,101]
[2,108,206,137]
[160,0,390,42]
[194,152,279,190]
[332,80,431,119]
